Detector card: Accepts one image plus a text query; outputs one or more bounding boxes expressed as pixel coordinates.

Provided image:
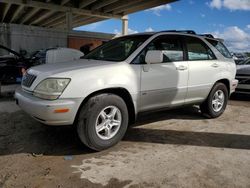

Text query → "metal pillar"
[122,15,128,35]
[66,11,72,31]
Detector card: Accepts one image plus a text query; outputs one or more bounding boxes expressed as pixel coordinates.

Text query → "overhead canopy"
[0,0,177,29]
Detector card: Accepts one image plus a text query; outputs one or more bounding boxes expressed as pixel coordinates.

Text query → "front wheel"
[76,94,129,151]
[200,83,228,118]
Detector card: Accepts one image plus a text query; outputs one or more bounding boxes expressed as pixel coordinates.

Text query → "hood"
[27,59,118,76]
[236,65,250,75]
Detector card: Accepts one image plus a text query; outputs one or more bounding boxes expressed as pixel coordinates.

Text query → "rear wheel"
[76,94,128,151]
[200,83,228,118]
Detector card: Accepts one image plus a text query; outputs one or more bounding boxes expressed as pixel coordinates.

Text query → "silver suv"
[15,30,238,151]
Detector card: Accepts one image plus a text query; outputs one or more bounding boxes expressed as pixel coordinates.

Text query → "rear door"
[184,36,222,104]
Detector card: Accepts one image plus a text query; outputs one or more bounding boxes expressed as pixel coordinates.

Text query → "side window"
[132,35,184,64]
[154,36,184,62]
[206,39,232,58]
[186,37,216,61]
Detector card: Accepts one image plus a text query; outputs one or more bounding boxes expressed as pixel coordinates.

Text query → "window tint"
[82,35,150,62]
[132,35,184,64]
[206,39,232,58]
[186,37,216,61]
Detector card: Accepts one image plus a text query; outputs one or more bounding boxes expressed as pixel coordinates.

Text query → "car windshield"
[82,35,151,62]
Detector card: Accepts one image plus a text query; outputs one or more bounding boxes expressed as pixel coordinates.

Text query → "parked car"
[232,52,249,65]
[0,46,83,85]
[31,47,84,66]
[15,30,238,151]
[0,45,31,85]
[235,58,250,94]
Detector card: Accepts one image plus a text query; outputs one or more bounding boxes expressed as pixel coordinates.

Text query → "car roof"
[126,30,223,42]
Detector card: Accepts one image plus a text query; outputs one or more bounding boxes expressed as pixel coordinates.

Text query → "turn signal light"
[54,108,69,113]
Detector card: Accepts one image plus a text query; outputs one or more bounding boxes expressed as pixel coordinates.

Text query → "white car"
[31,47,84,65]
[15,30,238,151]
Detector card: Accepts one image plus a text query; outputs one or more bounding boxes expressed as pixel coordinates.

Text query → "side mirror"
[145,50,163,64]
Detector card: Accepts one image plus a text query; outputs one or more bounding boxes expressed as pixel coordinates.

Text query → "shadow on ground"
[0,98,250,156]
[230,93,250,101]
[124,128,250,150]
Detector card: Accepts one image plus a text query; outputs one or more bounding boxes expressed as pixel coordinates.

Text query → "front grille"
[22,73,37,87]
[236,76,250,85]
[236,88,250,93]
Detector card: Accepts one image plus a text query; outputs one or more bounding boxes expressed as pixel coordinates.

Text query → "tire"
[200,82,228,118]
[76,94,129,151]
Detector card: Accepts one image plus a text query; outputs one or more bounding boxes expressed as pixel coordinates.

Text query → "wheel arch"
[215,78,230,96]
[74,87,136,125]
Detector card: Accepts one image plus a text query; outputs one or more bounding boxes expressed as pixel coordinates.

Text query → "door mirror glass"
[145,50,163,64]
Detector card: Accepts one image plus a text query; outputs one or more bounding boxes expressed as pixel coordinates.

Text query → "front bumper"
[15,88,83,125]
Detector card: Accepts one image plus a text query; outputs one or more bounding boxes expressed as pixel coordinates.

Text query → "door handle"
[176,65,187,71]
[211,63,219,68]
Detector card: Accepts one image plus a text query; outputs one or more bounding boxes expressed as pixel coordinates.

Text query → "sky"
[74,0,250,52]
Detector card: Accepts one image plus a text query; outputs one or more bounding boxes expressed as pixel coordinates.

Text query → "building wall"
[68,36,104,51]
[0,23,114,55]
[0,23,67,55]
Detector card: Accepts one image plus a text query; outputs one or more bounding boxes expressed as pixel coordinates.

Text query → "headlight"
[33,78,70,100]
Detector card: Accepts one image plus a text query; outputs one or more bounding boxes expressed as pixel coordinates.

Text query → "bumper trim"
[15,88,83,126]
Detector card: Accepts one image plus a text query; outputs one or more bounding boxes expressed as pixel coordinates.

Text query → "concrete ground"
[0,92,250,188]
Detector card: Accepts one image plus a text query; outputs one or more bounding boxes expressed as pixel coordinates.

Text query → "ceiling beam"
[2,3,11,22]
[54,16,102,28]
[49,14,91,28]
[103,0,143,13]
[61,0,70,5]
[46,19,65,28]
[119,0,178,15]
[41,13,65,27]
[9,5,24,23]
[91,0,119,10]
[30,10,55,25]
[0,0,122,19]
[73,17,104,28]
[20,7,40,24]
[79,0,97,8]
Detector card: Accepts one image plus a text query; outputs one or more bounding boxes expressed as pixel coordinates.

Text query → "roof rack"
[199,34,214,38]
[158,30,219,40]
[160,30,196,34]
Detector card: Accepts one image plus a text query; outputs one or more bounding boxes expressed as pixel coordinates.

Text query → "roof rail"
[199,34,214,38]
[160,30,196,34]
[158,30,219,40]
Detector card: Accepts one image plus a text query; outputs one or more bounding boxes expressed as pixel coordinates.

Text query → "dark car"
[235,58,250,94]
[232,52,249,65]
[0,45,32,85]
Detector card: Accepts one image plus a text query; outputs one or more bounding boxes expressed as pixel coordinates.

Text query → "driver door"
[138,35,189,111]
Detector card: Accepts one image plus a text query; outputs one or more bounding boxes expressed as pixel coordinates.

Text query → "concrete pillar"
[122,15,128,36]
[66,11,72,31]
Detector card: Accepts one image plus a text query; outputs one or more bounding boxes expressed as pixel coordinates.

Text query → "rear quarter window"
[206,39,232,58]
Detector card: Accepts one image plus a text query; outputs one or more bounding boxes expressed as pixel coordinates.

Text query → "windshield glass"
[82,35,151,62]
